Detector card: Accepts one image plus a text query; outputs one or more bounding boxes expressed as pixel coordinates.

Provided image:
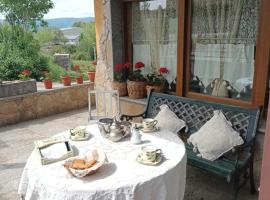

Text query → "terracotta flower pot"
[61,76,71,86]
[76,76,83,84]
[43,80,53,89]
[112,81,127,97]
[127,80,147,99]
[87,71,95,82]
[146,85,164,96]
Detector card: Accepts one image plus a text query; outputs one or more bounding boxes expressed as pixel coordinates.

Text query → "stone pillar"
[94,0,124,91]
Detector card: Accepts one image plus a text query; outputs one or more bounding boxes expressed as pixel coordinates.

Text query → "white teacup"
[140,145,162,162]
[142,118,158,130]
[70,126,86,138]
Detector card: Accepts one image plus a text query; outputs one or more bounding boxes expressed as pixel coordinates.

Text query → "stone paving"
[0,108,261,200]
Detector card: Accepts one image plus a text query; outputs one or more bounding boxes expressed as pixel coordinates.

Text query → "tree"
[35,27,55,45]
[0,0,54,31]
[0,24,48,80]
[75,22,96,60]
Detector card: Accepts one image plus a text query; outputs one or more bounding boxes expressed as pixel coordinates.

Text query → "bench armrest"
[234,137,255,152]
[120,112,146,121]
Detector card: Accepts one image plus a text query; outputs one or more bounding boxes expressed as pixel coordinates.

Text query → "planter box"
[0,79,37,98]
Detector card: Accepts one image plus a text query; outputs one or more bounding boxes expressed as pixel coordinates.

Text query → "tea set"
[69,117,163,166]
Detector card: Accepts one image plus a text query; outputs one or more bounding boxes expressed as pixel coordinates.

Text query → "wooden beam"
[176,0,186,96]
[252,0,270,107]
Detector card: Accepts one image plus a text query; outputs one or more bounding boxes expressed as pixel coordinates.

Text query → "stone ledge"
[120,96,147,105]
[0,82,94,127]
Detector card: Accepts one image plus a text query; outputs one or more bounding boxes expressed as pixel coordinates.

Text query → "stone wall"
[54,53,70,69]
[0,80,37,98]
[0,83,94,127]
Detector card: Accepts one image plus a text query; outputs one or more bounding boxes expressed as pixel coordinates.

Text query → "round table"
[18,124,186,200]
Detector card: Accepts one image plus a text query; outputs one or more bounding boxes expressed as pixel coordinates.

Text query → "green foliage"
[0,24,49,81]
[49,45,67,55]
[76,22,96,61]
[35,27,55,45]
[0,0,54,31]
[146,73,167,86]
[72,60,95,72]
[45,55,65,81]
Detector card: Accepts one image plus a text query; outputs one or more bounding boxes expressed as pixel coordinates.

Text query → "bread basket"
[64,149,106,178]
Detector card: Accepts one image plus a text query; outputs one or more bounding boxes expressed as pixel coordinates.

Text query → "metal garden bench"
[122,91,260,199]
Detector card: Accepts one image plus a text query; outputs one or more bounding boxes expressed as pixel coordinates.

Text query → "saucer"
[140,126,160,133]
[70,132,91,141]
[136,153,162,166]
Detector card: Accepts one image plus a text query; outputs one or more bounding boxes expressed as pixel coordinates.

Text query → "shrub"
[0,24,49,81]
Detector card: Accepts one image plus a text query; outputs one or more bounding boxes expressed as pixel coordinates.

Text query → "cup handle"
[156,149,162,155]
[153,120,158,127]
[70,129,75,135]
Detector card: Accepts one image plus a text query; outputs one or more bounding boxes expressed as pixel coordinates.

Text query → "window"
[131,0,178,91]
[188,0,260,101]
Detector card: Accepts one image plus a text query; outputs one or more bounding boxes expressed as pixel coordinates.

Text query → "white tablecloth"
[18,124,187,200]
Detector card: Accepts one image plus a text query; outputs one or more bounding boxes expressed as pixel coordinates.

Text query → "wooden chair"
[88,90,120,121]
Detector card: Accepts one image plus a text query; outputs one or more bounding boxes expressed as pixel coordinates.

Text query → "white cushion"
[154,104,186,134]
[187,110,244,161]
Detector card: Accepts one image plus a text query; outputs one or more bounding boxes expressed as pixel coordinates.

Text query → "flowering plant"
[114,62,130,82]
[146,67,169,86]
[40,70,51,81]
[87,60,97,72]
[18,69,31,80]
[73,65,82,77]
[61,70,70,77]
[128,61,146,81]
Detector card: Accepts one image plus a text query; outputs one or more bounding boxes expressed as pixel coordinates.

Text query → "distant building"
[60,27,83,45]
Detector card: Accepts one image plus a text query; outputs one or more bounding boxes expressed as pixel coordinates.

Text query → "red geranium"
[124,62,131,68]
[73,65,80,70]
[22,69,30,76]
[115,64,123,72]
[135,61,145,69]
[159,67,169,74]
[91,61,97,66]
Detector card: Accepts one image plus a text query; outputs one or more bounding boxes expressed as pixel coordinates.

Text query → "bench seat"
[186,144,250,181]
[121,91,260,199]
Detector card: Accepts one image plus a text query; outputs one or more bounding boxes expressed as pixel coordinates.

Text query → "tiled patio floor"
[0,108,260,200]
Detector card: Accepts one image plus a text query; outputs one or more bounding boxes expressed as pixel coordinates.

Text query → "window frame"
[122,0,270,108]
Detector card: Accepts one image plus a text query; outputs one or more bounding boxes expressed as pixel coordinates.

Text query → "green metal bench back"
[145,92,260,143]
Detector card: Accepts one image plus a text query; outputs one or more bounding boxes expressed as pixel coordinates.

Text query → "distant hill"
[45,17,95,28]
[0,17,95,28]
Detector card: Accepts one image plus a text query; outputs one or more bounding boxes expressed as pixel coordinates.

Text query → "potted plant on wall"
[41,70,53,89]
[112,62,130,96]
[61,70,71,86]
[87,60,96,82]
[18,69,31,81]
[146,67,169,96]
[73,65,83,84]
[127,61,147,99]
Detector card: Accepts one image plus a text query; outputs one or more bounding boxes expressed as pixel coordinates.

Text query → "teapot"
[98,117,131,142]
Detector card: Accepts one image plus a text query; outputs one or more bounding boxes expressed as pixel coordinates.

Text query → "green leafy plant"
[18,69,31,81]
[147,67,169,86]
[88,60,96,72]
[73,65,82,77]
[40,70,52,81]
[61,70,70,77]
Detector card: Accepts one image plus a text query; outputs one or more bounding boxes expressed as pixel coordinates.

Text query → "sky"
[0,0,95,19]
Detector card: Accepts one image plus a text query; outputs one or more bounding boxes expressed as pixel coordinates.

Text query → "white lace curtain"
[191,0,260,98]
[132,0,178,84]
